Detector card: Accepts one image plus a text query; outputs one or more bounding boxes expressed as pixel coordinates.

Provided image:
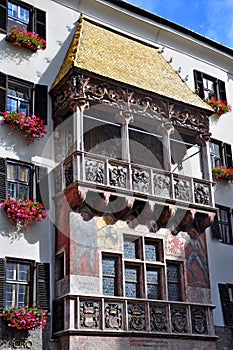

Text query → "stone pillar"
[157,122,174,171]
[117,110,134,162]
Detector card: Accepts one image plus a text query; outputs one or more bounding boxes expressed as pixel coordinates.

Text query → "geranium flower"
[6,25,46,51]
[2,306,47,330]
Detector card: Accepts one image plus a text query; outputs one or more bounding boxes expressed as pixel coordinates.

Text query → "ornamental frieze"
[51,72,210,136]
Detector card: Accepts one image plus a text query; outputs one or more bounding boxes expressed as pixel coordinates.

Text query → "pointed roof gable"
[52,16,211,111]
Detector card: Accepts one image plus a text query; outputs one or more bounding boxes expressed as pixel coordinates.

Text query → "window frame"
[212,205,233,244]
[7,159,33,199]
[194,70,227,102]
[102,235,184,302]
[210,139,232,169]
[0,0,46,40]
[5,257,34,308]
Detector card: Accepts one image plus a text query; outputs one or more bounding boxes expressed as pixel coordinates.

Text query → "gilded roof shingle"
[52,16,211,111]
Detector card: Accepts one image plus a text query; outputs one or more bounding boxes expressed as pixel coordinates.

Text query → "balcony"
[53,151,215,211]
[53,294,215,338]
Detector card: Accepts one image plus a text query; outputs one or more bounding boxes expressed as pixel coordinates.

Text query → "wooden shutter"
[219,283,233,326]
[34,84,48,124]
[34,8,46,40]
[218,79,227,101]
[36,262,50,311]
[0,0,7,34]
[0,258,5,310]
[211,214,221,240]
[35,165,50,209]
[0,157,6,202]
[194,70,204,99]
[0,72,7,116]
[224,143,232,168]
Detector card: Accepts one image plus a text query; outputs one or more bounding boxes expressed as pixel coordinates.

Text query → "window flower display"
[2,306,47,331]
[0,197,47,232]
[3,111,47,144]
[212,166,233,181]
[6,25,46,52]
[206,98,232,116]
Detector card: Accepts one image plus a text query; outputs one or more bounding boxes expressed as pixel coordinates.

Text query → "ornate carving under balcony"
[80,301,100,329]
[128,304,146,331]
[104,303,123,330]
[150,304,167,332]
[109,163,127,188]
[64,160,73,187]
[174,178,191,202]
[171,306,187,333]
[191,308,208,335]
[85,158,105,184]
[153,173,171,198]
[132,168,150,193]
[194,182,210,205]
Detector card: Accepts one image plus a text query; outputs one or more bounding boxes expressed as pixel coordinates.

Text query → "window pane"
[124,238,141,259]
[167,264,181,301]
[103,277,115,296]
[145,241,158,261]
[147,284,160,299]
[8,3,17,17]
[125,282,138,298]
[146,269,159,283]
[6,284,17,307]
[102,257,116,276]
[7,97,18,112]
[19,166,29,182]
[125,266,138,282]
[7,182,17,198]
[6,263,16,280]
[18,285,29,306]
[18,184,29,198]
[19,264,30,281]
[19,7,29,23]
[7,164,17,180]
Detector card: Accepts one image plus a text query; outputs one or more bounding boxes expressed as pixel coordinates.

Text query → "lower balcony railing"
[53,295,215,337]
[54,151,214,209]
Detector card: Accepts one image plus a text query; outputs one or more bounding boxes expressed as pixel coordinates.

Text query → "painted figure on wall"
[70,209,98,276]
[185,230,209,287]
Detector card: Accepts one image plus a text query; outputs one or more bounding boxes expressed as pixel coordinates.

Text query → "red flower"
[1,306,47,330]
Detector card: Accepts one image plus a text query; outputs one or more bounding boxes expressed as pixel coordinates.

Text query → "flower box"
[212,166,233,182]
[2,306,47,331]
[3,111,47,144]
[6,25,46,52]
[206,98,232,116]
[0,197,47,232]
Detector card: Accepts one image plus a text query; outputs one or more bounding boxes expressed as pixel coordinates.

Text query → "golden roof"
[52,16,212,111]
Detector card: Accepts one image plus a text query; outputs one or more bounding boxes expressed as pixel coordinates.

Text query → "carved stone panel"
[153,173,171,198]
[109,163,127,188]
[150,304,167,332]
[171,306,188,333]
[80,301,100,329]
[85,158,105,184]
[194,182,210,205]
[54,165,63,194]
[132,168,150,193]
[128,304,146,331]
[191,308,208,334]
[104,303,123,330]
[64,159,73,187]
[173,178,191,202]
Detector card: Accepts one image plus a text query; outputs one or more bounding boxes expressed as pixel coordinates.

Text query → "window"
[0,258,50,310]
[0,158,49,210]
[7,160,32,199]
[6,260,32,308]
[8,1,29,30]
[194,70,227,102]
[0,0,46,40]
[219,283,233,326]
[212,205,232,244]
[210,140,232,168]
[102,236,183,301]
[0,73,48,124]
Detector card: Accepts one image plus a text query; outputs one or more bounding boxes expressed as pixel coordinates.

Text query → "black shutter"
[0,258,6,310]
[194,70,204,99]
[34,8,46,40]
[211,214,221,240]
[224,143,232,168]
[0,0,7,34]
[0,72,7,116]
[219,283,233,326]
[0,157,6,202]
[36,262,50,311]
[35,166,50,209]
[218,79,227,101]
[34,84,48,124]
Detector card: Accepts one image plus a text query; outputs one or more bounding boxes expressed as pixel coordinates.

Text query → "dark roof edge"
[104,0,233,57]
